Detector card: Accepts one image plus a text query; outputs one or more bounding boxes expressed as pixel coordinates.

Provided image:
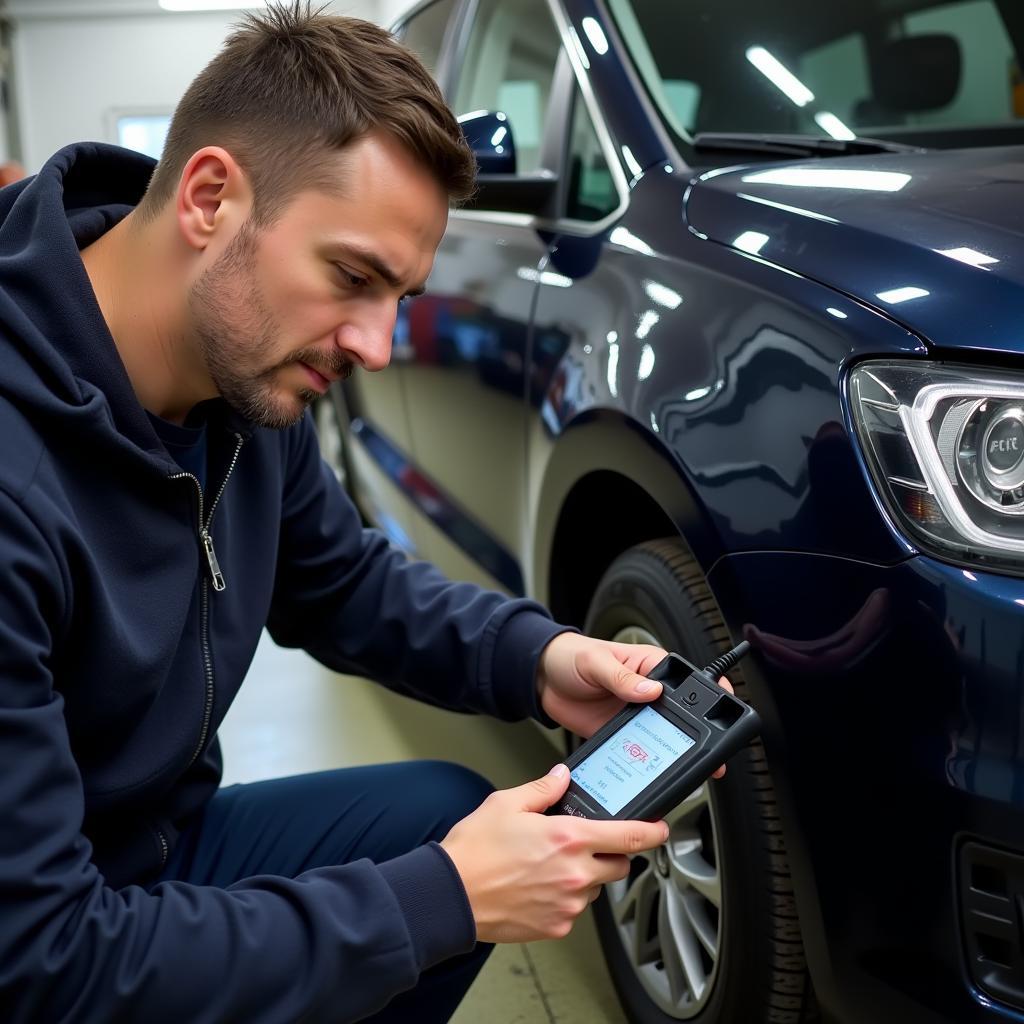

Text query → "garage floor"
[219,631,629,1024]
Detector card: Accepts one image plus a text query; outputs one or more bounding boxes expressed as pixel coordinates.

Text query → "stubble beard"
[189,223,352,429]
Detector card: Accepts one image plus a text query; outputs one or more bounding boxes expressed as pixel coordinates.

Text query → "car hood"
[684,146,1024,355]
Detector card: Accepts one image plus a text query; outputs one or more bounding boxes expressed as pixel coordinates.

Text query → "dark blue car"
[320,0,1024,1020]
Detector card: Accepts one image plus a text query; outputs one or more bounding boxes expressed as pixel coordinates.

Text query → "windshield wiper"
[692,132,923,157]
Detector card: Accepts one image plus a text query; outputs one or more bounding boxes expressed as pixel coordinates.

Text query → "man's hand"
[537,632,666,738]
[440,765,667,943]
[537,632,733,779]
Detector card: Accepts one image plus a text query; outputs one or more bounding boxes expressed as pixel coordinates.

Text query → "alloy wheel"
[603,625,724,1019]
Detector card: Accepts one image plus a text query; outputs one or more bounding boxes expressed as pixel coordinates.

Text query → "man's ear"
[176,147,252,252]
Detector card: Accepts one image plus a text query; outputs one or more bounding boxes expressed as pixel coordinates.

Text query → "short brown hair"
[138,2,475,223]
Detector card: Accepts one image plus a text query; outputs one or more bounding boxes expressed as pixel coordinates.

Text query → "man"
[0,5,728,1022]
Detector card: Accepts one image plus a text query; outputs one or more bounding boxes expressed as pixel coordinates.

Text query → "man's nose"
[336,310,395,372]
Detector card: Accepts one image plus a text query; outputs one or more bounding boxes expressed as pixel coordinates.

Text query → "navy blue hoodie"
[0,143,567,1022]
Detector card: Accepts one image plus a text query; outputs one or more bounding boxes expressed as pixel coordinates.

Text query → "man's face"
[189,132,449,428]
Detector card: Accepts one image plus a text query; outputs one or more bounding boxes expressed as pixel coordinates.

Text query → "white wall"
[377,0,415,29]
[0,81,9,164]
[7,0,382,172]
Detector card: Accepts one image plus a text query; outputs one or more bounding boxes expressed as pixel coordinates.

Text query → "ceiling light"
[745,47,814,107]
[581,17,609,55]
[934,247,999,269]
[516,267,572,288]
[610,226,654,256]
[635,310,660,340]
[643,280,682,309]
[160,0,267,9]
[638,345,655,380]
[734,231,769,255]
[742,167,911,192]
[876,286,929,304]
[607,342,620,396]
[814,111,856,141]
[567,27,590,70]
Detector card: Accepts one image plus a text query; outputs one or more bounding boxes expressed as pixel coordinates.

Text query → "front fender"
[530,410,726,607]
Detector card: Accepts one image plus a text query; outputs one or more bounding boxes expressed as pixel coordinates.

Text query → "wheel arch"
[533,412,724,628]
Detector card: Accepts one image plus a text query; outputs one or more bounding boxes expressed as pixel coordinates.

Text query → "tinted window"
[452,0,561,175]
[566,90,618,221]
[398,0,456,75]
[607,0,1024,145]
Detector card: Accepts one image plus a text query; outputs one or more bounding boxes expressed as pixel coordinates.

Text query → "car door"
[396,0,566,594]
[340,0,460,554]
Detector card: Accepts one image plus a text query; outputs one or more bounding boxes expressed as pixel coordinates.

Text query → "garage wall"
[5,0,382,172]
[377,0,415,28]
[0,81,9,164]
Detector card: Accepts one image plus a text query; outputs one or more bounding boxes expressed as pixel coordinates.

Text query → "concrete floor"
[219,631,629,1024]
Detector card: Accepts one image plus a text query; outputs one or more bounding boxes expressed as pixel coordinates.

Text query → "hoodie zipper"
[150,822,170,869]
[169,431,246,769]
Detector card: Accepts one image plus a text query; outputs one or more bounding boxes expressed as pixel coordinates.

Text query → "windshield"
[606,0,1024,149]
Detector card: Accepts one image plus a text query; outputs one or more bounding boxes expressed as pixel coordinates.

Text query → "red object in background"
[0,161,26,187]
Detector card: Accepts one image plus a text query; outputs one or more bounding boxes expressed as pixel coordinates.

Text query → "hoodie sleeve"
[265,413,572,722]
[0,486,482,1023]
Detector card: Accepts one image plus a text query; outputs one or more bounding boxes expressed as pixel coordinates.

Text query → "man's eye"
[336,266,367,288]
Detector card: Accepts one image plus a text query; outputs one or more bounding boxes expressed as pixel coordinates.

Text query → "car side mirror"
[457,109,558,216]
[458,109,517,174]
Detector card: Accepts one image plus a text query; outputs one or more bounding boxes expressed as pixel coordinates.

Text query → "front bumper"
[710,550,1024,1024]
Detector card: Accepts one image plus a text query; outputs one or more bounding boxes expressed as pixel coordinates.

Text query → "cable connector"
[702,640,751,682]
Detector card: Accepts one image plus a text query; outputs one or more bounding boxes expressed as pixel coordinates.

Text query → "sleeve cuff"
[377,843,476,973]
[489,609,578,725]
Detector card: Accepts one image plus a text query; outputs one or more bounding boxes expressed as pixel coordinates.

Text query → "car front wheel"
[582,538,817,1024]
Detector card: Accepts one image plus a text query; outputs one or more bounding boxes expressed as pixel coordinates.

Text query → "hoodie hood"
[0,142,180,471]
[685,145,1024,356]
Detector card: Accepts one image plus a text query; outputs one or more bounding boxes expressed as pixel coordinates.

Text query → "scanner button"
[682,689,700,706]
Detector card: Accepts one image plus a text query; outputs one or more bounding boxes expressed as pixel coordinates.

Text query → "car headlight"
[849,360,1024,573]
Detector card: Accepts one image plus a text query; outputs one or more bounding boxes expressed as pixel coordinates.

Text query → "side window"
[397,0,457,76]
[452,0,561,175]
[565,90,618,221]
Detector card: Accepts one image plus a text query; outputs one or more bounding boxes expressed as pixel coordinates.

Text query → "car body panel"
[530,171,928,573]
[687,147,1024,354]
[710,548,1024,1024]
[395,212,547,586]
[334,0,1024,1020]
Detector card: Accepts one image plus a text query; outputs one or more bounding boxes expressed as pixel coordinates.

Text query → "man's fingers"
[578,818,669,856]
[591,853,631,885]
[583,648,663,703]
[515,763,572,813]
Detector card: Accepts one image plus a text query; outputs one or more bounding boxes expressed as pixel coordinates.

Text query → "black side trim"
[351,418,524,595]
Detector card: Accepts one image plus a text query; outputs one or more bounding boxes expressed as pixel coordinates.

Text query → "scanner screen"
[570,706,696,815]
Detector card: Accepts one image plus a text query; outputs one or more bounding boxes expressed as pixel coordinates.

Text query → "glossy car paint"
[337,0,1024,1020]
[687,145,1024,357]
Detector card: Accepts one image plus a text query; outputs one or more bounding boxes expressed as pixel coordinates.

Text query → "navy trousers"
[154,761,495,1023]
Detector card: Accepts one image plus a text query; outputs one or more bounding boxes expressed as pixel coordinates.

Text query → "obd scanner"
[548,641,759,822]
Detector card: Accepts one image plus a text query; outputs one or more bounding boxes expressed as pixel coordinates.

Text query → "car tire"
[582,538,817,1024]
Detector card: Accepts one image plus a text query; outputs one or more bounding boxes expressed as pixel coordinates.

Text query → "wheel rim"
[604,624,724,1019]
[315,395,346,486]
